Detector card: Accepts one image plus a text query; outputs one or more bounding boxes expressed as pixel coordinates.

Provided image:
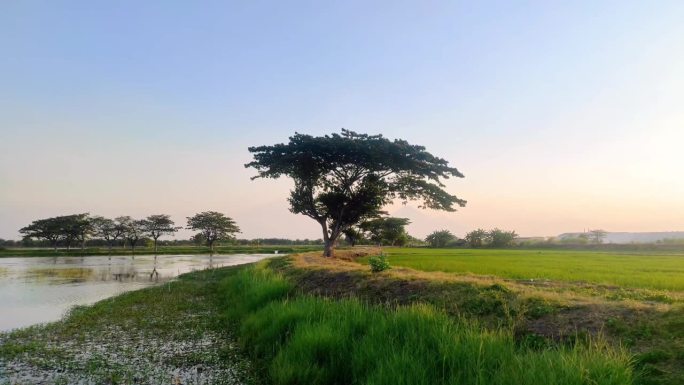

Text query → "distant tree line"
[341,216,424,247]
[17,211,241,252]
[233,238,324,246]
[424,228,518,248]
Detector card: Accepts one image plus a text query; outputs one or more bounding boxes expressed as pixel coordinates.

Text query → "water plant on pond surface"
[0,268,259,384]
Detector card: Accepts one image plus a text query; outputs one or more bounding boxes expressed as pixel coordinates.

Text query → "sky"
[2,1,684,240]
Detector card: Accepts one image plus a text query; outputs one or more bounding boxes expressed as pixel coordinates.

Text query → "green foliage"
[462,228,518,248]
[465,228,489,248]
[359,217,411,246]
[19,213,92,250]
[342,228,364,246]
[246,130,466,256]
[560,235,590,245]
[219,265,634,385]
[142,214,180,252]
[116,216,146,251]
[90,216,125,250]
[425,229,456,248]
[368,254,390,273]
[186,211,241,250]
[489,228,518,247]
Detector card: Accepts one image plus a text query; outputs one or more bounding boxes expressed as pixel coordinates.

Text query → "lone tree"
[425,230,456,248]
[246,130,466,257]
[186,211,241,253]
[588,229,608,244]
[142,214,180,253]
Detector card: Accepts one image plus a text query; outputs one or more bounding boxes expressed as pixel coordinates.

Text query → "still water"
[0,254,274,332]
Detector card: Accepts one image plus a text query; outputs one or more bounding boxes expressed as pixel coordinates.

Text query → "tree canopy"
[588,229,608,244]
[425,230,456,248]
[465,229,489,248]
[246,130,466,257]
[186,211,241,252]
[142,214,180,253]
[359,217,411,246]
[91,216,126,252]
[19,213,91,250]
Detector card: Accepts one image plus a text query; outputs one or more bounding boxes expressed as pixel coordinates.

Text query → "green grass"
[378,248,684,291]
[218,262,635,385]
[0,245,322,258]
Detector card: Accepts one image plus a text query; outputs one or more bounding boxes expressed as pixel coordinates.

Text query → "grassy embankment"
[220,258,634,385]
[0,245,322,258]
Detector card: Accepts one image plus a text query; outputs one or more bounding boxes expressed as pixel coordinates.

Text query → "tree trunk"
[153,238,158,253]
[323,239,335,258]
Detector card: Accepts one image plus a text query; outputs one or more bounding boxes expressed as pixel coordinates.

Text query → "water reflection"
[0,254,274,331]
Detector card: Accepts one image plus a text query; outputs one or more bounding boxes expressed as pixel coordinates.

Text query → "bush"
[368,254,390,273]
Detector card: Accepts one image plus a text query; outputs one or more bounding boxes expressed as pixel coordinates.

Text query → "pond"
[0,254,274,332]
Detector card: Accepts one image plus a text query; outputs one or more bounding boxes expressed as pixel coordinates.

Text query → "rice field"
[382,248,684,291]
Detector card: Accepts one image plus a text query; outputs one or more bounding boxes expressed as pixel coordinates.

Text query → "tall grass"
[219,263,635,385]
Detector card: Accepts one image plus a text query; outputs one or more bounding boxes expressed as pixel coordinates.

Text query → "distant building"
[557,232,684,244]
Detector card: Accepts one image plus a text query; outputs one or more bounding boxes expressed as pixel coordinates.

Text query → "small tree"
[465,229,488,248]
[425,230,456,248]
[488,228,518,247]
[588,229,608,244]
[119,216,146,253]
[142,214,180,253]
[186,211,241,253]
[246,130,466,257]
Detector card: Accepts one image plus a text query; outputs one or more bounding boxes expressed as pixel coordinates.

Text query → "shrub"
[368,254,390,273]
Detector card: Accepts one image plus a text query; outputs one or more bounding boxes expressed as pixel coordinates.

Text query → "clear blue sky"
[2,1,684,240]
